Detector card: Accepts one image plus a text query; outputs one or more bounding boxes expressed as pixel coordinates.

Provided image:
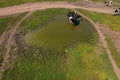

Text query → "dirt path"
[96,22,120,80]
[0,12,33,79]
[99,24,120,53]
[74,9,120,80]
[0,1,115,17]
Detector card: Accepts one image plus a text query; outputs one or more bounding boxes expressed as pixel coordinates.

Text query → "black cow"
[67,11,82,26]
[114,8,120,15]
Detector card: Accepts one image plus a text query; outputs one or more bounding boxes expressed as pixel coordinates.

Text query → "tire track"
[0,11,33,80]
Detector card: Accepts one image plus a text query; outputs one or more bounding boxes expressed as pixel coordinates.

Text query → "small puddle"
[25,14,96,51]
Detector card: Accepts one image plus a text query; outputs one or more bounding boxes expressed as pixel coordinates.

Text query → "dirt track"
[0,1,120,80]
[0,12,33,80]
[0,2,115,17]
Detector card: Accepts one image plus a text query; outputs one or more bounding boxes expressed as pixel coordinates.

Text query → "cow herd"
[105,0,120,15]
[67,0,120,25]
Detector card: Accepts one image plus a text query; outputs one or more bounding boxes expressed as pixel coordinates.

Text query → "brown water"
[25,14,97,51]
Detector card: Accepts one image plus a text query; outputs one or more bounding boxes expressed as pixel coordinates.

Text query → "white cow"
[109,0,113,7]
[105,0,113,7]
[69,16,74,24]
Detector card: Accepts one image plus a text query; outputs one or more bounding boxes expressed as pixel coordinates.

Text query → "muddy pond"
[25,14,97,51]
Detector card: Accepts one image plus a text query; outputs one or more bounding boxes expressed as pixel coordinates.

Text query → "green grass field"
[78,9,120,31]
[0,17,14,35]
[2,43,118,80]
[1,8,118,80]
[67,43,118,80]
[0,14,26,35]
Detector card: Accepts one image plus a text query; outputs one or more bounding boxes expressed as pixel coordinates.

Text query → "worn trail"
[0,12,33,79]
[0,2,114,17]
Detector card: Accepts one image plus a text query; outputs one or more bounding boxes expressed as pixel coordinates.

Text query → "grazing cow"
[114,8,120,15]
[109,0,113,7]
[67,11,82,26]
[69,16,74,24]
[105,0,113,7]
